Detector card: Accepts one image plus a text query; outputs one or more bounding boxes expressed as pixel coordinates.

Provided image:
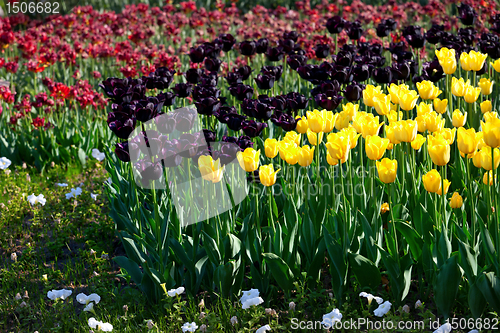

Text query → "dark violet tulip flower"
[311,81,341,96]
[286,92,308,111]
[334,50,354,67]
[372,67,393,84]
[157,91,176,107]
[346,21,363,40]
[229,84,254,101]
[200,73,218,87]
[266,47,284,62]
[195,97,221,116]
[314,93,343,111]
[217,33,236,52]
[254,102,274,121]
[376,23,392,38]
[261,66,283,81]
[135,98,162,123]
[219,142,241,165]
[237,136,254,150]
[236,66,253,80]
[205,57,222,72]
[457,4,477,26]
[344,83,363,102]
[491,15,500,35]
[391,62,411,82]
[174,107,197,132]
[177,133,202,158]
[331,66,353,84]
[222,135,238,144]
[225,72,243,85]
[239,41,257,56]
[326,16,346,34]
[172,83,193,98]
[155,112,176,134]
[241,120,267,137]
[192,86,220,100]
[134,130,161,156]
[283,31,299,42]
[271,95,287,111]
[254,74,275,90]
[319,61,334,74]
[458,28,476,45]
[115,141,140,162]
[203,129,216,144]
[160,144,183,168]
[315,44,330,59]
[479,39,500,59]
[256,38,269,54]
[227,114,247,131]
[287,54,308,70]
[135,160,163,186]
[425,24,444,44]
[202,42,221,59]
[279,39,295,53]
[422,59,445,83]
[189,46,205,63]
[353,64,372,82]
[109,118,136,139]
[185,68,203,84]
[99,78,146,104]
[402,25,422,38]
[406,34,425,49]
[271,111,297,131]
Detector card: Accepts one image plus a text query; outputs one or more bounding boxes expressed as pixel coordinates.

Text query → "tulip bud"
[365,135,390,160]
[450,192,463,208]
[452,109,467,127]
[433,98,448,114]
[483,170,497,185]
[478,78,494,95]
[463,85,481,104]
[259,164,280,186]
[492,59,500,73]
[481,118,500,148]
[236,148,260,172]
[295,116,308,134]
[411,134,426,150]
[376,158,398,183]
[265,138,279,158]
[480,100,492,114]
[435,47,457,75]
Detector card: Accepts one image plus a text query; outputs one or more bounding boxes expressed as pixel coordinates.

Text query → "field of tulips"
[3,0,500,331]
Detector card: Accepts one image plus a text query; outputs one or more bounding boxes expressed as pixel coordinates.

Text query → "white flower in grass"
[83,302,95,313]
[27,194,46,206]
[91,193,98,200]
[92,149,106,162]
[359,292,383,305]
[47,289,72,301]
[65,187,82,199]
[374,301,392,317]
[433,323,452,333]
[256,324,271,333]
[289,301,296,311]
[230,316,238,326]
[0,157,11,170]
[240,288,260,304]
[241,296,264,309]
[167,286,185,297]
[146,320,154,329]
[55,183,68,187]
[88,317,113,331]
[321,308,342,328]
[402,304,410,313]
[181,322,198,332]
[11,253,17,262]
[76,293,101,305]
[415,299,423,308]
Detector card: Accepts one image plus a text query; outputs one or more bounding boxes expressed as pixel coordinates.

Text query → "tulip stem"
[447,74,453,127]
[339,163,349,224]
[268,187,275,236]
[316,133,321,182]
[389,183,397,255]
[440,165,446,230]
[465,156,476,245]
[492,146,499,253]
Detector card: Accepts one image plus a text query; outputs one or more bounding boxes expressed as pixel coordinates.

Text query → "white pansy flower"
[415,300,423,308]
[92,149,106,162]
[83,302,94,312]
[374,301,392,317]
[91,193,98,200]
[56,183,68,187]
[0,157,11,170]
[240,288,260,304]
[167,286,185,297]
[88,317,113,331]
[230,316,238,326]
[433,323,452,333]
[27,194,46,206]
[359,292,383,305]
[76,293,101,305]
[256,324,271,333]
[321,308,342,328]
[65,187,82,200]
[47,289,72,301]
[402,304,410,313]
[181,322,198,332]
[289,301,296,311]
[11,253,17,262]
[241,296,264,309]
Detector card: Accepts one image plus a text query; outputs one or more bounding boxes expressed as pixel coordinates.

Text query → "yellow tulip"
[306,109,325,133]
[451,77,468,97]
[365,135,390,160]
[376,158,398,183]
[326,133,350,164]
[422,169,442,194]
[359,116,383,139]
[463,85,481,104]
[480,100,492,114]
[326,153,338,166]
[198,155,225,183]
[466,50,488,72]
[476,131,485,150]
[298,145,315,167]
[424,111,445,133]
[387,110,403,123]
[352,112,369,133]
[335,111,351,130]
[373,94,391,116]
[380,202,390,214]
[386,122,401,145]
[460,52,472,71]
[433,98,448,114]
[416,80,442,100]
[484,112,499,123]
[417,102,433,117]
[483,171,497,186]
[479,146,500,170]
[265,138,279,158]
[342,102,358,121]
[399,89,419,111]
[472,150,483,168]
[295,115,308,134]
[282,145,300,165]
[435,128,456,145]
[340,126,361,149]
[457,127,478,155]
[492,59,500,73]
[322,110,337,133]
[411,134,426,150]
[388,83,403,104]
[478,78,494,95]
[428,135,450,166]
[481,118,500,148]
[394,120,418,142]
[435,47,457,74]
[278,141,294,160]
[284,131,300,145]
[237,148,260,172]
[259,164,280,186]
[306,128,323,146]
[452,109,467,127]
[450,192,463,208]
[363,85,383,107]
